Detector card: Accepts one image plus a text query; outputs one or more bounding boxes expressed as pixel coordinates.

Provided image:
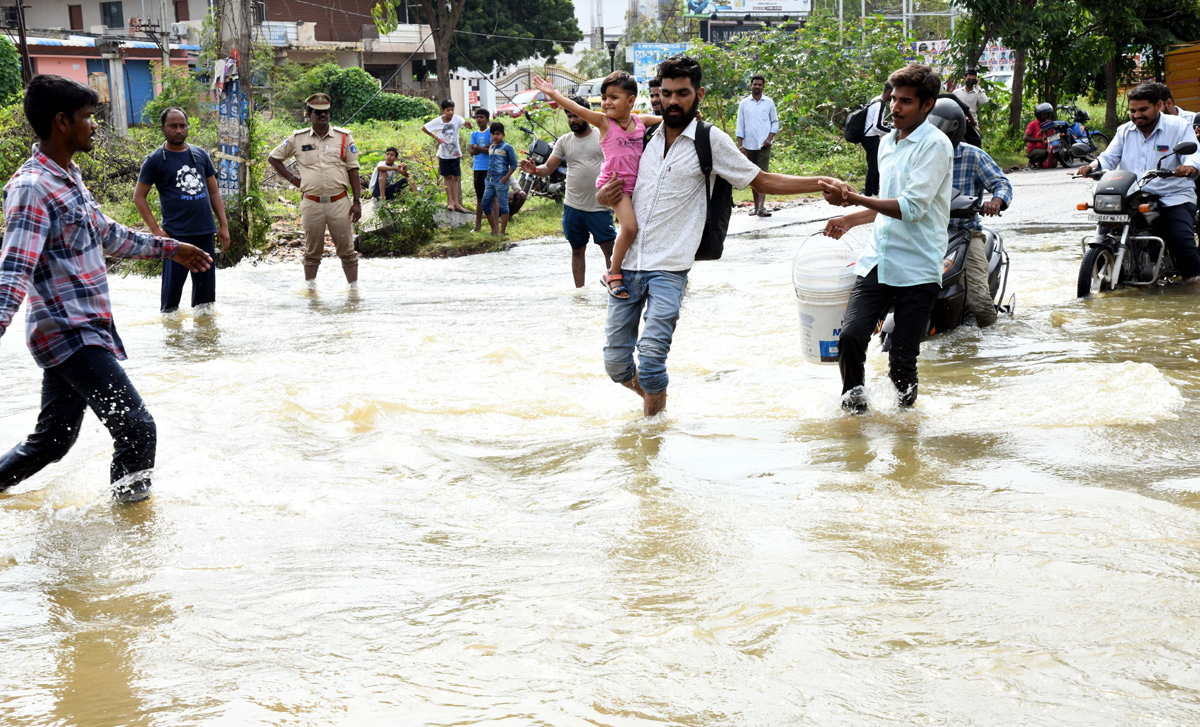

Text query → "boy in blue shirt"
[468,108,492,232]
[482,122,518,236]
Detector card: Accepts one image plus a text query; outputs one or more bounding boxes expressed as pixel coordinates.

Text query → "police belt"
[303,190,349,204]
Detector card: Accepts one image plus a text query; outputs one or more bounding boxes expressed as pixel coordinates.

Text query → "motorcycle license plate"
[1088,213,1129,222]
[1048,133,1061,141]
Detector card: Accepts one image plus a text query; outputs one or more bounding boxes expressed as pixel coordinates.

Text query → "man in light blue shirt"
[736,74,779,216]
[820,63,953,414]
[1078,82,1200,278]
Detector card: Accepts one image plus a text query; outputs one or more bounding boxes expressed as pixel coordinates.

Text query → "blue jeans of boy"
[481,179,509,217]
[603,269,689,395]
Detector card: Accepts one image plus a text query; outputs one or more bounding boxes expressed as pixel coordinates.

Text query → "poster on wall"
[683,0,810,18]
[217,76,249,209]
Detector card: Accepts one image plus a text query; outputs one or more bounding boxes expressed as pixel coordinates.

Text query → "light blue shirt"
[1097,113,1200,207]
[735,95,779,151]
[856,119,954,287]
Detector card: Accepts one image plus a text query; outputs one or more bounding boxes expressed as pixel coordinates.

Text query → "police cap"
[305,93,332,111]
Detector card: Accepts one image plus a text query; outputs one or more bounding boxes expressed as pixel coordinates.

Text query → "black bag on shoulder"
[844,103,870,144]
[693,121,733,261]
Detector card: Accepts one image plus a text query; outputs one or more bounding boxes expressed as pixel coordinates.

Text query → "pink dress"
[596,115,645,197]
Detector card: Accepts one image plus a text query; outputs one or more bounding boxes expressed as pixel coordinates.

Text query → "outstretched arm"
[638,114,663,126]
[532,75,609,133]
[749,173,840,196]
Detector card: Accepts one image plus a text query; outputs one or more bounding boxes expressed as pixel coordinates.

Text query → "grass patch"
[417,196,564,257]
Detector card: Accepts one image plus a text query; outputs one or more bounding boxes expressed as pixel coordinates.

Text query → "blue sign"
[632,43,691,82]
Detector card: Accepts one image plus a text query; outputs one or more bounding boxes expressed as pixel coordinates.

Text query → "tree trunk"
[1104,55,1119,130]
[433,27,452,103]
[1008,47,1027,135]
[417,0,465,106]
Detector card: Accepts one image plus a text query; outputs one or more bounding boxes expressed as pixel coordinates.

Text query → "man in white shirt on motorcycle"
[1077,82,1200,280]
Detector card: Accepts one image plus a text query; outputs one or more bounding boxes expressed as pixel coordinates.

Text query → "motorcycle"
[1041,117,1075,168]
[1073,140,1199,297]
[1058,102,1110,154]
[880,192,1013,349]
[516,126,566,202]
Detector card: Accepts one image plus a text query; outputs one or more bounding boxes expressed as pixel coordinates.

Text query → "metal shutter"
[125,60,154,125]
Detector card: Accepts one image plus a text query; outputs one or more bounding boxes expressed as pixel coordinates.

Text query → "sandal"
[759,208,773,217]
[601,273,629,299]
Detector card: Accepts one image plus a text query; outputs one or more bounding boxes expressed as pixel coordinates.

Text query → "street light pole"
[606,39,618,73]
[14,1,32,85]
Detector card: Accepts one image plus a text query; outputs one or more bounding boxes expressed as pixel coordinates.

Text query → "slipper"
[759,209,773,217]
[601,273,629,299]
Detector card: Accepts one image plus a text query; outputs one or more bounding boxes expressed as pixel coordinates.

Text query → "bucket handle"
[795,230,862,257]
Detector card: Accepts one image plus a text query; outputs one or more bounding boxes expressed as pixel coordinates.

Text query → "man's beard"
[569,121,588,134]
[663,97,699,128]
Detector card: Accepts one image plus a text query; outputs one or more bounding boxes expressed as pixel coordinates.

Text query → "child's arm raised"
[638,114,663,126]
[532,75,609,134]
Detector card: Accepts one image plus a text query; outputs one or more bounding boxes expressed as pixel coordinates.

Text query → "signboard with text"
[633,43,691,81]
[683,0,810,19]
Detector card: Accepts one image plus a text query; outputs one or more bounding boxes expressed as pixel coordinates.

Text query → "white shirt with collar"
[1097,112,1200,207]
[735,94,779,151]
[627,117,762,272]
[864,96,891,138]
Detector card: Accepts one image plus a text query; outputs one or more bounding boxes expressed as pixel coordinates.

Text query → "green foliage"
[285,64,437,123]
[0,96,35,185]
[144,64,211,128]
[453,0,583,72]
[692,11,910,135]
[0,37,20,107]
[357,189,440,256]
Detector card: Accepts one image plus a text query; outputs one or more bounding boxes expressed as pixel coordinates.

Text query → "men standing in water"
[595,55,848,417]
[268,93,362,286]
[1077,82,1200,281]
[520,97,616,287]
[736,74,779,217]
[134,107,230,313]
[821,63,954,414]
[0,75,213,502]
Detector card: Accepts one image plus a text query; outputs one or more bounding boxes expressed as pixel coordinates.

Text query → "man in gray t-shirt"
[519,100,616,287]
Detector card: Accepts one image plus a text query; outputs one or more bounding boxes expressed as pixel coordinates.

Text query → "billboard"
[684,0,811,18]
[633,43,691,81]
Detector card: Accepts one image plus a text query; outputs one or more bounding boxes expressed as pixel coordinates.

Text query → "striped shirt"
[950,143,1013,231]
[0,148,179,368]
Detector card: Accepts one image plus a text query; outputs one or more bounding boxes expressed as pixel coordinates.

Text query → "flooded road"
[4,169,1200,725]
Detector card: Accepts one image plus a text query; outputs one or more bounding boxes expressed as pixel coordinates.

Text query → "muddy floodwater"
[4,172,1200,725]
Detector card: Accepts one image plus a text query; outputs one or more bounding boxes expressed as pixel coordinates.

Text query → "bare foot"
[643,390,667,417]
[621,375,646,400]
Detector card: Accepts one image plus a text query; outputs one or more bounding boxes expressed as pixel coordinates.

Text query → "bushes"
[143,64,212,128]
[0,37,19,107]
[283,64,437,123]
[357,189,440,256]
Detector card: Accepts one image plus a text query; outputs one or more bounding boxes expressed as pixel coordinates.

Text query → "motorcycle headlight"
[1094,194,1123,212]
[943,250,959,273]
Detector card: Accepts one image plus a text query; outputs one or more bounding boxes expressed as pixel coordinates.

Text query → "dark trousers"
[373,176,408,200]
[0,346,156,490]
[162,233,215,312]
[1157,202,1200,278]
[862,135,881,197]
[838,267,940,406]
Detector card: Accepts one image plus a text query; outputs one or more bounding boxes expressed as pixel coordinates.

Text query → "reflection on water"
[4,204,1200,723]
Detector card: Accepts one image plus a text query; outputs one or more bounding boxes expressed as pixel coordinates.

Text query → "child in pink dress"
[534,72,660,298]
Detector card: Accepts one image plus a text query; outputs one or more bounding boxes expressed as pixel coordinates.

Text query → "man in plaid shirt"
[943,103,1012,327]
[0,75,212,503]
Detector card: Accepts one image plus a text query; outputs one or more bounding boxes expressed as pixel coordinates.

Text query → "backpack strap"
[695,121,713,202]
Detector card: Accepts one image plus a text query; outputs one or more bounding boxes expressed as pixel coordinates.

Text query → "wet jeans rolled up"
[603,269,689,395]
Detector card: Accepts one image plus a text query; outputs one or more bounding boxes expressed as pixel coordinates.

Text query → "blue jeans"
[603,269,689,395]
[481,180,508,217]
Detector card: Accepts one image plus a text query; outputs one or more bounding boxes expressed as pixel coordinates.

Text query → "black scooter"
[880,192,1013,350]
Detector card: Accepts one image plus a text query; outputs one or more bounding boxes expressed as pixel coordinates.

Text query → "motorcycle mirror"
[1070,142,1093,158]
[1174,141,1198,156]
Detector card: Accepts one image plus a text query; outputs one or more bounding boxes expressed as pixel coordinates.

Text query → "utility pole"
[14,0,32,85]
[160,0,171,69]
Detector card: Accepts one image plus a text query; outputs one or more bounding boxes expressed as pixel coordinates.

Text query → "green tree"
[0,37,21,106]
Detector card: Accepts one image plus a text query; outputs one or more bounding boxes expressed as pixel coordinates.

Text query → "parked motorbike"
[1073,140,1199,297]
[516,126,566,202]
[1058,102,1110,154]
[1041,117,1075,168]
[880,192,1013,349]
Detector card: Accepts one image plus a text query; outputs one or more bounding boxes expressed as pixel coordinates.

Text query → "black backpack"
[844,102,871,144]
[642,121,733,261]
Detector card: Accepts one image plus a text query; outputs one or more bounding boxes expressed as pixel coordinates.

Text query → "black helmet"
[1074,108,1089,123]
[1035,102,1054,121]
[928,98,966,147]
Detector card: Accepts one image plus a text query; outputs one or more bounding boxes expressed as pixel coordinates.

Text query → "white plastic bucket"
[793,235,861,365]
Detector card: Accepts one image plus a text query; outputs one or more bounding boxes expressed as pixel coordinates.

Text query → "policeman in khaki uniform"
[268,93,363,284]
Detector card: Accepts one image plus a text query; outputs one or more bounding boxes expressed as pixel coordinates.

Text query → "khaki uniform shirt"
[269,125,360,196]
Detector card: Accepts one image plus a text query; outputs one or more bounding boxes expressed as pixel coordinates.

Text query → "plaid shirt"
[0,149,178,368]
[950,143,1013,231]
